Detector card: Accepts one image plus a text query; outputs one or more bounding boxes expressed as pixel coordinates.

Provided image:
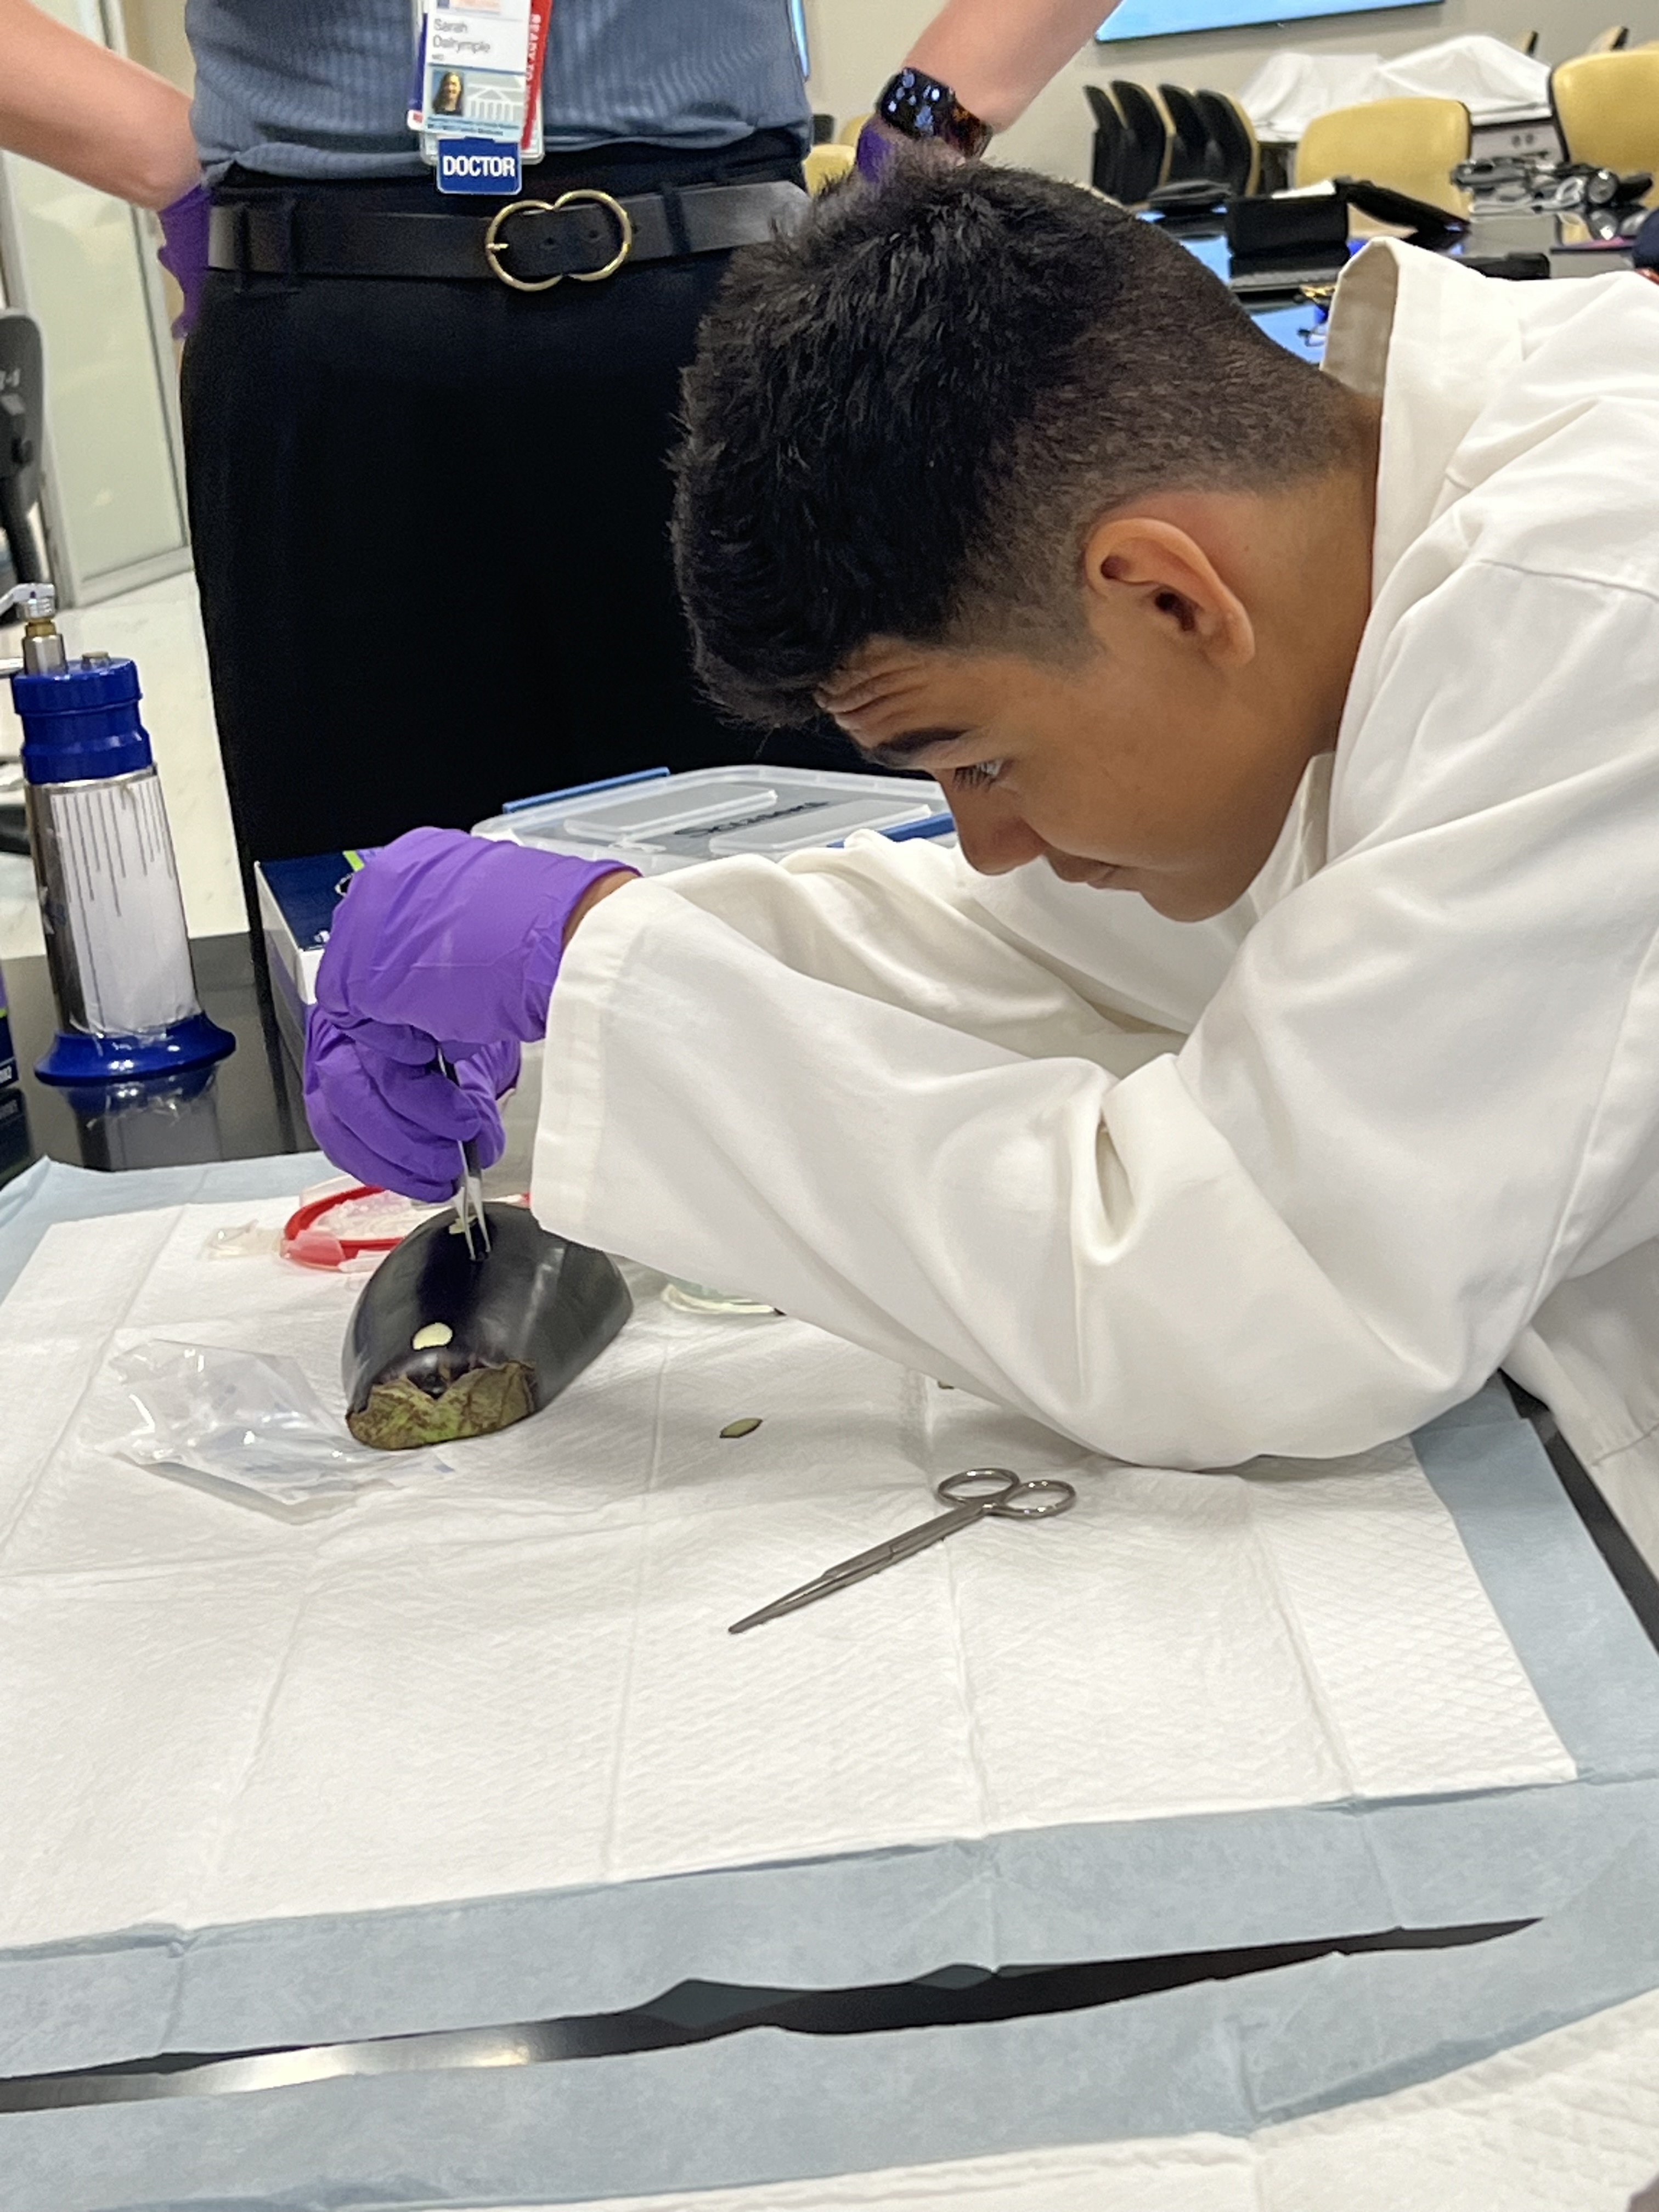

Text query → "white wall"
[803,0,1647,181]
[115,0,195,92]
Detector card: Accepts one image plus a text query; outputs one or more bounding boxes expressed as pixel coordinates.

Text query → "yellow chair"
[1551,49,1659,195]
[836,112,873,148]
[804,143,856,193]
[1295,95,1472,214]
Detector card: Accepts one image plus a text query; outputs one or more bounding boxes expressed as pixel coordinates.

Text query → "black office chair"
[1159,84,1216,183]
[1110,80,1170,204]
[1084,83,1132,199]
[1195,89,1260,196]
[0,312,45,617]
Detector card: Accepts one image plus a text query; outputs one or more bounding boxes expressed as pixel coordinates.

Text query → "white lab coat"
[533,241,1659,1570]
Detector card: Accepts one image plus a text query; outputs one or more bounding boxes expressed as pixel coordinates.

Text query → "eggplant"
[343,1203,631,1449]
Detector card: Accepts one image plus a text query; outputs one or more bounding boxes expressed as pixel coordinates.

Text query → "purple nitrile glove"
[855,115,906,183]
[304,827,633,1203]
[304,1018,521,1204]
[157,180,211,339]
[855,111,973,184]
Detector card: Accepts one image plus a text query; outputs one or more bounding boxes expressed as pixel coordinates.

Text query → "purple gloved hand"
[855,115,906,183]
[303,827,633,1203]
[855,108,976,183]
[304,1018,521,1203]
[157,180,211,339]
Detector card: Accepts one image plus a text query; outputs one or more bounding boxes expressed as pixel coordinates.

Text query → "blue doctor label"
[436,138,522,194]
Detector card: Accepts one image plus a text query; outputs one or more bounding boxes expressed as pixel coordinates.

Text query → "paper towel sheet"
[471,1987,1659,2211]
[507,2138,1261,2210]
[0,1200,1572,1949]
[1257,1983,1659,2210]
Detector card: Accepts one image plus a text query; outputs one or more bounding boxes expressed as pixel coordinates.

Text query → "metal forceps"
[729,1467,1077,1635]
[437,1055,491,1260]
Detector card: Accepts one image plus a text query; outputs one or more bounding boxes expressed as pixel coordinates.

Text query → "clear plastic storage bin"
[472,764,953,872]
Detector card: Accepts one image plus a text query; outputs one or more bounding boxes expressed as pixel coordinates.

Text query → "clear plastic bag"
[110,1340,412,1519]
[200,1220,280,1260]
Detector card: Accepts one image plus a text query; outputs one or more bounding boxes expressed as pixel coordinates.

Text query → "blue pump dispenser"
[4,584,234,1085]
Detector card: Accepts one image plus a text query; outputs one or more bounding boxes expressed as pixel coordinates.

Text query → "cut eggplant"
[343,1203,631,1449]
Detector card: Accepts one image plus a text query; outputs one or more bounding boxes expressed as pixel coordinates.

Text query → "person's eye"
[952,758,1006,793]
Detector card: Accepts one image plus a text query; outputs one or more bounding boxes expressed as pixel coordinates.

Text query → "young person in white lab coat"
[306,167,1659,1567]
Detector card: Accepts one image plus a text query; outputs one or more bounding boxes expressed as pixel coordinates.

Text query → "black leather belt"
[207,178,809,291]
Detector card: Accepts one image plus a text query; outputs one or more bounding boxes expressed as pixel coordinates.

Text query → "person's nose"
[949,785,1048,876]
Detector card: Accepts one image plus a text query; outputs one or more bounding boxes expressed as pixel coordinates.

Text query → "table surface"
[0,932,312,1182]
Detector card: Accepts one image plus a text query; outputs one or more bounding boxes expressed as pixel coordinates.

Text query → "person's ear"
[1080,516,1255,668]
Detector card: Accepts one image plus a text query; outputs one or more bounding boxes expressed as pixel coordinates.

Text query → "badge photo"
[425,61,525,134]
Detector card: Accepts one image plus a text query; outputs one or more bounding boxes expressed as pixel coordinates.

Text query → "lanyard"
[521,0,552,151]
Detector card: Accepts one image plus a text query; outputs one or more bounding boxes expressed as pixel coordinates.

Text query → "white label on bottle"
[49,776,197,1034]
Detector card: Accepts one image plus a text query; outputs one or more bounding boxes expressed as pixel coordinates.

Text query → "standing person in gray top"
[189,2,811,174]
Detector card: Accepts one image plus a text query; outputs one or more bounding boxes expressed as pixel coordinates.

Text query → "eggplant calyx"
[347,1361,537,1449]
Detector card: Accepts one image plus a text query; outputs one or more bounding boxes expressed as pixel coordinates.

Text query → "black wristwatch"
[873,67,994,159]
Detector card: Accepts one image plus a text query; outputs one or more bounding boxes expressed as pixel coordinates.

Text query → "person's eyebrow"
[859,727,969,770]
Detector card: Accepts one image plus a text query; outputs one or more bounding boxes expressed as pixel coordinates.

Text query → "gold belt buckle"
[483,188,634,292]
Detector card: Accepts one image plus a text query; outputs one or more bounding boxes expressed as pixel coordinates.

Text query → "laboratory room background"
[4,0,1659,2204]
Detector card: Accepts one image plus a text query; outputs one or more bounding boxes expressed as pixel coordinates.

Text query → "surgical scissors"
[729,1467,1077,1635]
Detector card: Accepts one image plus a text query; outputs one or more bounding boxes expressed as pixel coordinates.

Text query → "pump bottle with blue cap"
[2,581,234,1083]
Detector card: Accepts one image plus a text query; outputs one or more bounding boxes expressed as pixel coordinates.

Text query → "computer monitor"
[1097,0,1438,44]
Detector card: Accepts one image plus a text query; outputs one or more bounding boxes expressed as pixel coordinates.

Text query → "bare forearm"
[905,0,1116,131]
[0,0,197,207]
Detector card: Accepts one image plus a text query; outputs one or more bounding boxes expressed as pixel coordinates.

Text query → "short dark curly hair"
[672,162,1363,729]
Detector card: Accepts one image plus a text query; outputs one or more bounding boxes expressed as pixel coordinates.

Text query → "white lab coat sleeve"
[594,833,1243,1057]
[533,567,1659,1467]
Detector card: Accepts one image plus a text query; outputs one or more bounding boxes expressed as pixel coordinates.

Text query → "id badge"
[410,0,551,193]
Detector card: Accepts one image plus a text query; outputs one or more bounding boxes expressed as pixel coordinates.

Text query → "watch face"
[878,69,992,159]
